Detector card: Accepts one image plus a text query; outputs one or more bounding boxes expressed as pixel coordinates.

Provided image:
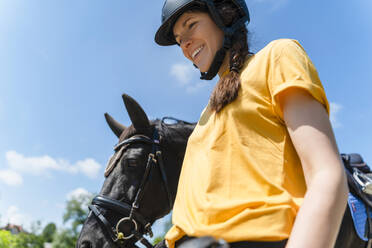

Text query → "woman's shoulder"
[263,38,303,51]
[266,38,301,48]
[256,38,307,59]
[240,38,310,76]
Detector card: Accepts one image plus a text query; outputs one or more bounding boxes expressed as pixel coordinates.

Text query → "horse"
[77,94,368,248]
[76,94,195,248]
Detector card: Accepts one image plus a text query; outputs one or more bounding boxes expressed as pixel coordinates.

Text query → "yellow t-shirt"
[165,39,330,247]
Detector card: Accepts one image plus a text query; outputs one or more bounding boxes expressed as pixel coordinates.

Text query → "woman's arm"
[279,87,349,248]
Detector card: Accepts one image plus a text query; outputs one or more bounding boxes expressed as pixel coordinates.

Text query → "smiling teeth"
[192,45,204,59]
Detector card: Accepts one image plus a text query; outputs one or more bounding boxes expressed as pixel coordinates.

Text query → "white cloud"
[170,62,208,93]
[74,159,101,179]
[6,151,65,176]
[186,82,208,94]
[66,187,90,200]
[330,102,343,128]
[66,188,92,211]
[0,151,102,187]
[3,205,32,229]
[6,206,24,224]
[170,63,194,85]
[6,150,101,178]
[0,169,23,186]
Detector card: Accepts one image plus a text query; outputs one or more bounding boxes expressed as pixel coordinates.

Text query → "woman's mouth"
[191,45,204,60]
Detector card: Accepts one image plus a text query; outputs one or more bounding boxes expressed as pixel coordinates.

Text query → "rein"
[88,128,172,248]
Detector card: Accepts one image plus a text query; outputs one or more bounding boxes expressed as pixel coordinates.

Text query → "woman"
[154,0,348,247]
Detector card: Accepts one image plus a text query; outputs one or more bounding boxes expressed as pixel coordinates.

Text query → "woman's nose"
[180,37,192,50]
[180,40,193,60]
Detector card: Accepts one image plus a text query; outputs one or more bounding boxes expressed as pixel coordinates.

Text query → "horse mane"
[159,120,194,144]
[118,119,195,146]
[117,122,155,142]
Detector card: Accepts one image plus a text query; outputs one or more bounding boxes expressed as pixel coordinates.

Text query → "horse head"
[77,94,195,248]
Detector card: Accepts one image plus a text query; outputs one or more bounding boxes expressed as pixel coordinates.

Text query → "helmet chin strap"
[199,35,232,80]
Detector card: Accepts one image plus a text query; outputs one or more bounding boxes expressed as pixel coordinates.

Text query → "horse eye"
[126,159,137,167]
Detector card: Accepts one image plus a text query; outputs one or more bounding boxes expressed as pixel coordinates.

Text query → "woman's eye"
[189,21,197,29]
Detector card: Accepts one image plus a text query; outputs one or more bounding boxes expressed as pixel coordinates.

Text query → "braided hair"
[209,0,251,113]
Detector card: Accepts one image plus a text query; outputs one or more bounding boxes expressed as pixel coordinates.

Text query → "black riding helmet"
[155,0,250,80]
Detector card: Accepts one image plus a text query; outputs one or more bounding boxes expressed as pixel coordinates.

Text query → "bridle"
[88,125,173,248]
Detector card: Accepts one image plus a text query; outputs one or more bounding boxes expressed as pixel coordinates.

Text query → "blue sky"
[0,0,371,239]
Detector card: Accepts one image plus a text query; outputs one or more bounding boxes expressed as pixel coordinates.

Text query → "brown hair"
[209,1,251,113]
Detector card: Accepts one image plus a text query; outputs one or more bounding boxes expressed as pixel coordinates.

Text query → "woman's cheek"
[181,48,191,61]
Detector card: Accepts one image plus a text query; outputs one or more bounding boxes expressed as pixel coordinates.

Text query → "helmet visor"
[155,1,206,46]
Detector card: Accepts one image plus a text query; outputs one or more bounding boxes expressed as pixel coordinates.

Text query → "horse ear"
[104,113,126,138]
[122,94,150,130]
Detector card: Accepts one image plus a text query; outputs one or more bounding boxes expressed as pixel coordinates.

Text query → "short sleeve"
[268,39,330,121]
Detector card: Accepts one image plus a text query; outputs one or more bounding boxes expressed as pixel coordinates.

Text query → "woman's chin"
[198,64,210,73]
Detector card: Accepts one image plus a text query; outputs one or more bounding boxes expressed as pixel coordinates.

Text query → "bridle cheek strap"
[156,150,173,209]
[89,204,118,242]
[130,153,157,213]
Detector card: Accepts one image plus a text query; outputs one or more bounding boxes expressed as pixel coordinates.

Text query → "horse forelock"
[118,120,159,142]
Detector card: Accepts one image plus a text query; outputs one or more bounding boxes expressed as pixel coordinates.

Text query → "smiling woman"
[173,11,224,73]
[157,0,251,113]
[0,1,370,247]
[154,0,350,248]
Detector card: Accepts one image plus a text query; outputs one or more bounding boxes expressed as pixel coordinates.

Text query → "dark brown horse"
[76,94,195,248]
[76,94,367,248]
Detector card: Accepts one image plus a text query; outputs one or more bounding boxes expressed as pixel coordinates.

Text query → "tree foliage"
[0,230,16,248]
[51,229,77,248]
[0,230,45,248]
[14,232,44,248]
[0,191,94,248]
[63,192,93,235]
[42,222,57,243]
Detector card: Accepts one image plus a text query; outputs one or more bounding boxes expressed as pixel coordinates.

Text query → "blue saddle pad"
[348,192,372,241]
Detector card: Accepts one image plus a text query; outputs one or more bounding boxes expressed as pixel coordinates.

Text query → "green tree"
[0,230,16,248]
[14,232,44,248]
[42,222,57,243]
[30,221,42,235]
[51,229,76,248]
[51,190,93,248]
[63,192,93,235]
[10,221,45,248]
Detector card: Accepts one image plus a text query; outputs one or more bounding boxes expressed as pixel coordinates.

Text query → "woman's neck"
[217,51,230,78]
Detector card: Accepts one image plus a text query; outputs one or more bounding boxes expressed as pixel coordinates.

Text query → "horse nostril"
[80,241,93,248]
